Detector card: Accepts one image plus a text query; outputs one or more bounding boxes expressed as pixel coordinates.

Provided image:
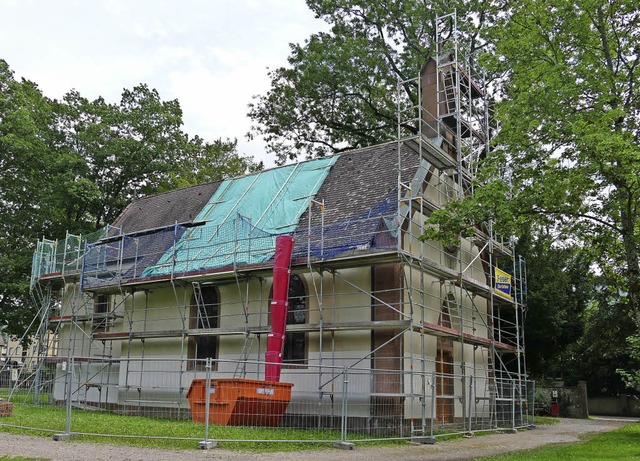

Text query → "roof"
[81,141,426,286]
[111,182,221,234]
[140,156,338,277]
[111,140,421,237]
[299,141,419,229]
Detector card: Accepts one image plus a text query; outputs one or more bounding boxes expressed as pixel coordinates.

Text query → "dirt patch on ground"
[0,417,636,461]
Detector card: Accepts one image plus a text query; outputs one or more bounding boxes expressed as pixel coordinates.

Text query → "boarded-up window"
[371,263,403,419]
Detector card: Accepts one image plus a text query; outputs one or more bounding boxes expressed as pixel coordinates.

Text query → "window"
[189,286,220,370]
[93,294,111,331]
[267,274,308,364]
[283,274,307,364]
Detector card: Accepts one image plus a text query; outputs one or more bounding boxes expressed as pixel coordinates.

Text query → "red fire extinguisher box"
[550,390,560,416]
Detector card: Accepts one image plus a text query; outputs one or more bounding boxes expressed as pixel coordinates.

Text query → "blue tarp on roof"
[141,156,338,276]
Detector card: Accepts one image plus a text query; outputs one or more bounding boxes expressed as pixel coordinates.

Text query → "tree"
[618,334,640,392]
[0,60,66,337]
[487,0,639,325]
[516,230,592,380]
[56,85,190,227]
[162,137,262,191]
[56,88,261,225]
[576,285,638,394]
[0,59,256,340]
[248,0,491,163]
[423,0,639,386]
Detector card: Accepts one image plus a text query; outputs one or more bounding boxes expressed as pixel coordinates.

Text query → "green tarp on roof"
[141,155,338,276]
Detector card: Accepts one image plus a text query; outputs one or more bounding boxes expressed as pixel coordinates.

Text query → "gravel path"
[0,417,636,461]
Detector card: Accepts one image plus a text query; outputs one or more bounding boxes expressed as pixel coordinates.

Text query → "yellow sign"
[494,267,512,299]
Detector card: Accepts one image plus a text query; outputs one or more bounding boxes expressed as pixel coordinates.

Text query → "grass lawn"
[0,402,405,451]
[0,458,42,461]
[532,416,560,425]
[476,422,640,461]
[0,399,573,455]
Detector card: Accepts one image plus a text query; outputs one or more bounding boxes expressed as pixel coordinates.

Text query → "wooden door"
[436,349,454,423]
[371,263,403,418]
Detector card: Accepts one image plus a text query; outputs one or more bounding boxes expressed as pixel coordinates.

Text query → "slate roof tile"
[111,140,421,241]
[111,182,221,234]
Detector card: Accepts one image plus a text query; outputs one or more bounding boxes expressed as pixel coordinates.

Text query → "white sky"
[0,0,327,167]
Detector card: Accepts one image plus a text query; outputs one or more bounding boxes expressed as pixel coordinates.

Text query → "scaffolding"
[15,11,531,442]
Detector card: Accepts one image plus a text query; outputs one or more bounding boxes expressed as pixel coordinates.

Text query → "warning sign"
[494,267,512,299]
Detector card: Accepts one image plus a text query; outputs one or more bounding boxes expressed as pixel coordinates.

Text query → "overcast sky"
[0,0,327,166]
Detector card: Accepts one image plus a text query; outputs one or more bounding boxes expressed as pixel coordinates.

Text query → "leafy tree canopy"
[248,0,491,163]
[516,230,593,380]
[0,59,257,339]
[422,0,639,390]
[427,0,639,323]
[509,0,638,319]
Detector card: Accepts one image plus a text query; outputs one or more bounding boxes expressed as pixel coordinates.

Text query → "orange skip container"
[187,378,293,427]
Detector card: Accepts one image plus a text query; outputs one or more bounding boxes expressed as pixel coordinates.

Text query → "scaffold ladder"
[233,331,256,378]
[192,282,213,328]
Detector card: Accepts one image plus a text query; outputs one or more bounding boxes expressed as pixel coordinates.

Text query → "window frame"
[93,294,111,331]
[268,273,308,366]
[188,285,220,371]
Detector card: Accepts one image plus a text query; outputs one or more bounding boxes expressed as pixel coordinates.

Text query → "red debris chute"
[264,235,294,382]
[186,235,295,427]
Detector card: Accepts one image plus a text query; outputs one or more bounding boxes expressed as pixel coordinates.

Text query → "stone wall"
[537,381,589,418]
[588,395,640,417]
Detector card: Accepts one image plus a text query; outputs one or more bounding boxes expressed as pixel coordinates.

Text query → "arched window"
[284,274,307,364]
[269,274,307,364]
[188,286,220,370]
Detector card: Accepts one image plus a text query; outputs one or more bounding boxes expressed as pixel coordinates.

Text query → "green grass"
[0,457,44,461]
[475,423,640,460]
[0,401,588,456]
[533,416,560,425]
[0,402,403,451]
[0,388,49,404]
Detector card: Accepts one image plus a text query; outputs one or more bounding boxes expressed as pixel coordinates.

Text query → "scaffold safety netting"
[141,156,338,277]
[38,155,403,290]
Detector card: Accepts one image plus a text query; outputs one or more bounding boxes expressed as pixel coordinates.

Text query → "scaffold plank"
[49,315,91,323]
[418,321,517,352]
[93,320,413,341]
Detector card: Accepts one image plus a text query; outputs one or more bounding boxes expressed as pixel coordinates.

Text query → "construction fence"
[1,355,535,447]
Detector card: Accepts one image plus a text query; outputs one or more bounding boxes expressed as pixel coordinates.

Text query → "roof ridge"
[131,180,223,202]
[334,140,397,156]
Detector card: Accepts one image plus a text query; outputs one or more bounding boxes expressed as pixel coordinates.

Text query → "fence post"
[333,367,354,450]
[411,371,436,444]
[53,358,73,441]
[33,353,41,405]
[531,380,537,425]
[430,370,436,439]
[198,358,216,450]
[467,375,474,434]
[511,379,516,431]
